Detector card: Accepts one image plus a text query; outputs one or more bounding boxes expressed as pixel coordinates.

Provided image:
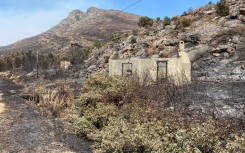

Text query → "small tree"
[187,7,193,13]
[138,16,153,28]
[216,0,229,16]
[163,16,171,26]
[156,17,161,22]
[0,58,6,71]
[14,55,22,68]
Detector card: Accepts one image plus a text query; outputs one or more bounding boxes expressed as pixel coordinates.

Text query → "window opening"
[157,61,168,83]
[122,63,132,76]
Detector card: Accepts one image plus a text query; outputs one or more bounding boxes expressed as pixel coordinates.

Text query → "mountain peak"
[86,7,104,14]
[67,9,84,21]
[0,7,140,54]
[69,9,83,16]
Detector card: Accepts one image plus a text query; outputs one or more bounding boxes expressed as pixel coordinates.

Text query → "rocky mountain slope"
[85,1,245,81]
[0,7,140,55]
[0,1,245,81]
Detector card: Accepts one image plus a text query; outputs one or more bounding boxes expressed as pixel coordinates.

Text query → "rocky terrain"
[85,2,245,81]
[0,1,244,152]
[1,2,244,100]
[0,7,140,55]
[1,2,244,82]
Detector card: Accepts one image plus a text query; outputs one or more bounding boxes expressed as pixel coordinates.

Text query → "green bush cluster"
[70,73,245,152]
[163,16,171,26]
[156,17,161,23]
[109,32,122,42]
[216,0,229,16]
[94,41,104,49]
[0,51,57,72]
[138,16,154,28]
[61,46,91,65]
[130,36,137,44]
[79,73,136,107]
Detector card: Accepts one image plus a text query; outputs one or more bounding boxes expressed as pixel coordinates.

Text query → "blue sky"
[0,0,219,46]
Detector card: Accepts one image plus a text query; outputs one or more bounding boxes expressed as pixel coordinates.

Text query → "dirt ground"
[0,78,92,153]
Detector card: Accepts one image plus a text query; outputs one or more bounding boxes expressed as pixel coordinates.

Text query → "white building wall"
[109,41,191,85]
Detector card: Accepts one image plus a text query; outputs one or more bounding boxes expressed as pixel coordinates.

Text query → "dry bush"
[215,26,245,39]
[216,0,229,16]
[174,16,193,29]
[180,17,192,27]
[138,16,154,28]
[13,76,23,83]
[28,85,75,117]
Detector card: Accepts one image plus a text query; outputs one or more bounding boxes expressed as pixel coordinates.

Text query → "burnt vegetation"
[69,73,245,152]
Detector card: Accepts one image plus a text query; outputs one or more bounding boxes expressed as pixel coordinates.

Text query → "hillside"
[85,1,245,81]
[0,1,244,152]
[0,1,244,81]
[0,7,140,55]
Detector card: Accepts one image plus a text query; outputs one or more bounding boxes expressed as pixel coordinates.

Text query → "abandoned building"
[60,60,71,69]
[109,41,191,85]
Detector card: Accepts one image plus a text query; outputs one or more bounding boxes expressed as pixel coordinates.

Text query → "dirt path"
[0,78,92,153]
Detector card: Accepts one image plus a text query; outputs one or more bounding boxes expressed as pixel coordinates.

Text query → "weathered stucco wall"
[60,60,71,69]
[109,41,191,85]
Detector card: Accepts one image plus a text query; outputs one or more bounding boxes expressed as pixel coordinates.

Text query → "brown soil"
[0,78,92,152]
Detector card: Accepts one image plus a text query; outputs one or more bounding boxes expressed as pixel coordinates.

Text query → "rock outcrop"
[227,0,245,20]
[84,2,245,81]
[0,2,244,81]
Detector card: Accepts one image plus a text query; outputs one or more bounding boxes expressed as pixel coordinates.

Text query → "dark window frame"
[157,61,168,84]
[122,63,133,76]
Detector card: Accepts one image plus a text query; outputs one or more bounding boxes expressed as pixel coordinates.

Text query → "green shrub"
[80,73,136,107]
[163,16,171,26]
[156,17,161,22]
[130,36,137,44]
[216,0,229,16]
[109,32,121,42]
[70,73,245,152]
[138,16,154,28]
[94,41,104,49]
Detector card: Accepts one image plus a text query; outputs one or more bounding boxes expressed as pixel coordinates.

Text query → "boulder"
[136,49,148,58]
[187,45,210,62]
[164,39,179,46]
[213,53,221,57]
[87,65,97,72]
